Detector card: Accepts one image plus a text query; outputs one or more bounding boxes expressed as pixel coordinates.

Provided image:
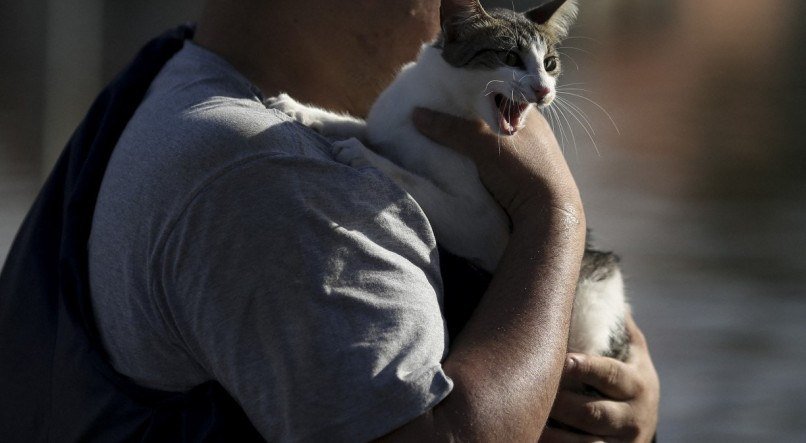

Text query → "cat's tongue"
[495,94,529,135]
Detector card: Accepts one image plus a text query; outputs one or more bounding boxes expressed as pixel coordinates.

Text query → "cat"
[267,0,630,361]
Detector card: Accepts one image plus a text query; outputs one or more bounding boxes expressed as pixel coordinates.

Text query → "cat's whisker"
[556,106,570,155]
[558,82,588,88]
[552,105,569,155]
[556,91,621,134]
[542,107,556,136]
[558,97,599,152]
[553,102,579,159]
[484,80,505,90]
[482,80,506,98]
[546,103,568,154]
[567,100,597,138]
[545,107,562,153]
[557,45,594,56]
[556,98,600,157]
[556,51,580,71]
[557,87,594,93]
[556,96,596,137]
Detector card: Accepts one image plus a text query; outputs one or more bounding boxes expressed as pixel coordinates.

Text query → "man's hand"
[413,108,583,224]
[541,316,660,442]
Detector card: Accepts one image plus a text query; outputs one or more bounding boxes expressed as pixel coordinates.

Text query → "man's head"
[196,0,442,116]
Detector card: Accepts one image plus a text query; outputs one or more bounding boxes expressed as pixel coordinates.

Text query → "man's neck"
[194,1,369,116]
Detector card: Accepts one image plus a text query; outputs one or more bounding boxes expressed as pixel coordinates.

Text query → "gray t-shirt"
[88,41,452,442]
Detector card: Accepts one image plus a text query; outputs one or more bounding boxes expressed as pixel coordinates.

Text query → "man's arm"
[380,110,587,441]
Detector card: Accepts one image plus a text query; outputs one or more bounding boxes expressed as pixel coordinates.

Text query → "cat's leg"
[570,249,630,360]
[265,93,367,140]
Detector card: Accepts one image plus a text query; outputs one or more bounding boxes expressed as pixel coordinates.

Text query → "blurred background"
[1,0,804,441]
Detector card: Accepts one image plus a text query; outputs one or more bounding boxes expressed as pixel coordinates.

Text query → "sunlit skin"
[195,0,658,440]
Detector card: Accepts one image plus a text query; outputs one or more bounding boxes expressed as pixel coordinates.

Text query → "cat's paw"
[265,93,324,130]
[332,138,375,169]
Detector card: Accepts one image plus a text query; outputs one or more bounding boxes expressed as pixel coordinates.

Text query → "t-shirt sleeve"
[153,153,452,441]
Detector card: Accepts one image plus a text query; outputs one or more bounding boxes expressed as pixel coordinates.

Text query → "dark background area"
[2,1,805,441]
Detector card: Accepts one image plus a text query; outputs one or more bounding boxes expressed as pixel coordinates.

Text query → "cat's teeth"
[494,94,528,135]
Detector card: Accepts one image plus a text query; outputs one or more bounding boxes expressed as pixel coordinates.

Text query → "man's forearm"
[383,203,585,441]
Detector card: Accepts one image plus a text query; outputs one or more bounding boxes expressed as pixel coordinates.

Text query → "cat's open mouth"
[493,94,530,135]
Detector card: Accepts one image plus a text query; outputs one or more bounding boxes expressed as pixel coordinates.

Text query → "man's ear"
[440,0,488,27]
[525,0,578,39]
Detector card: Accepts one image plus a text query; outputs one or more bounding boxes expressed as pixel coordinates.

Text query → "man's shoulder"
[107,40,343,206]
[120,42,334,168]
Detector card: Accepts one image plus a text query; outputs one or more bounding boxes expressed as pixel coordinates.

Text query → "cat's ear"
[525,0,578,39]
[440,0,489,27]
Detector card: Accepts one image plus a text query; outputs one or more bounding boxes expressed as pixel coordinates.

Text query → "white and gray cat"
[268,0,630,360]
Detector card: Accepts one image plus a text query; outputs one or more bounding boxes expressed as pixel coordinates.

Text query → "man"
[85,0,659,440]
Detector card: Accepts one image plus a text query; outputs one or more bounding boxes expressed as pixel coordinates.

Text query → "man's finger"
[549,390,637,438]
[565,354,639,400]
[625,314,649,355]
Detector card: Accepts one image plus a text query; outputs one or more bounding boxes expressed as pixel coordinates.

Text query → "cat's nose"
[533,86,551,102]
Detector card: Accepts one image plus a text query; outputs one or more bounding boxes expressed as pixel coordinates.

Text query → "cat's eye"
[544,56,559,72]
[503,52,523,68]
